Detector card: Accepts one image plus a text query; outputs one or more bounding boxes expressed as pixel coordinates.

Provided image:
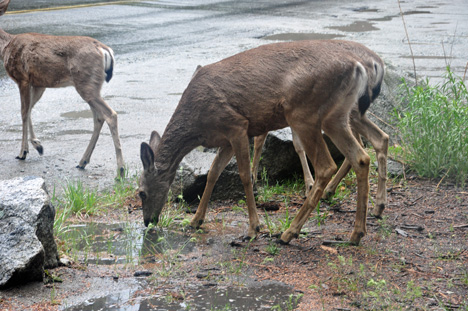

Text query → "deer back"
[168,40,368,143]
[3,33,112,89]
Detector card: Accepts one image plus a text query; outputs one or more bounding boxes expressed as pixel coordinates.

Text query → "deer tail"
[100,46,115,83]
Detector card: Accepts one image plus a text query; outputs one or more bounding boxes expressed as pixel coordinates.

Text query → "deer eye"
[139,191,147,201]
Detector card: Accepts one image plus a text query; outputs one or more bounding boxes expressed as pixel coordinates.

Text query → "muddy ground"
[1,172,467,310]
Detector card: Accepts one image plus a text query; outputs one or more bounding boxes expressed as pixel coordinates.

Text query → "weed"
[263,209,277,236]
[363,278,392,309]
[265,242,280,256]
[62,180,99,215]
[271,293,303,311]
[377,216,392,237]
[262,257,274,264]
[232,205,247,215]
[394,67,468,185]
[461,268,468,286]
[211,304,232,311]
[278,207,292,232]
[314,202,328,226]
[405,280,423,302]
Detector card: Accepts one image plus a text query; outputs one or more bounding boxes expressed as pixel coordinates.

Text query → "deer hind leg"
[322,128,362,200]
[231,133,261,240]
[251,133,267,184]
[322,116,370,246]
[351,113,389,217]
[280,122,337,244]
[28,87,46,155]
[190,145,235,228]
[76,105,105,169]
[76,88,124,176]
[291,129,314,192]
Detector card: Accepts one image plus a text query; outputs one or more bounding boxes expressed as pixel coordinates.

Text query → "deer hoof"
[189,219,203,229]
[16,150,28,160]
[321,190,335,200]
[276,238,289,245]
[242,235,255,242]
[371,204,386,218]
[349,231,365,246]
[36,145,44,155]
[76,165,85,170]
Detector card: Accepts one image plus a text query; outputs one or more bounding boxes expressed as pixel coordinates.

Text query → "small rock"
[59,257,72,267]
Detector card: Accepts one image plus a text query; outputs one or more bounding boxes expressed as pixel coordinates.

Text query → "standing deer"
[140,40,378,245]
[0,0,124,176]
[251,41,388,218]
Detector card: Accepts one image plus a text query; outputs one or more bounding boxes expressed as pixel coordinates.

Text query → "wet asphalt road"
[0,0,467,192]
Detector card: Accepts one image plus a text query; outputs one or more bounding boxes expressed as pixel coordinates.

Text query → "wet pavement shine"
[1,0,467,192]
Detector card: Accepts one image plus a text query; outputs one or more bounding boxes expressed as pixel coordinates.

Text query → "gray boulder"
[0,176,59,289]
[172,148,244,202]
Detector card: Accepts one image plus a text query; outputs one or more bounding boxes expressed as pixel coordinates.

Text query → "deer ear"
[140,142,155,172]
[0,0,11,16]
[149,131,161,154]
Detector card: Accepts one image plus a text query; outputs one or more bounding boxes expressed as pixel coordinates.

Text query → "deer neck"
[154,119,202,181]
[0,29,12,59]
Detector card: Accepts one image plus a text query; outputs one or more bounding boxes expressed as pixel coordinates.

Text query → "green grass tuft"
[395,67,468,185]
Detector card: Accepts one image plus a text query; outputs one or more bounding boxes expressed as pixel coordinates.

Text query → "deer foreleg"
[17,84,32,160]
[231,133,261,240]
[291,129,314,192]
[28,87,46,155]
[280,124,336,244]
[190,145,235,228]
[251,133,267,184]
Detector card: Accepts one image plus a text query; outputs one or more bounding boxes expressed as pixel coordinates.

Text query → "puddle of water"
[368,15,396,22]
[60,110,127,119]
[60,222,301,311]
[352,6,379,13]
[262,32,345,41]
[64,281,301,311]
[399,55,455,60]
[403,10,431,15]
[60,222,195,264]
[328,21,379,32]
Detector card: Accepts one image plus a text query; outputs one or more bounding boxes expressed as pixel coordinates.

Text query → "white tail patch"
[373,60,384,85]
[99,47,115,72]
[355,61,368,99]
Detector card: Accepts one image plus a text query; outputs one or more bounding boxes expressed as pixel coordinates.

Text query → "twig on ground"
[436,168,451,189]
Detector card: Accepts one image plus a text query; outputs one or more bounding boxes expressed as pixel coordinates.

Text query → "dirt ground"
[1,174,467,310]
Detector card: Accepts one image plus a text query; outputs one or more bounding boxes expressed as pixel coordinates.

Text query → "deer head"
[139,131,170,227]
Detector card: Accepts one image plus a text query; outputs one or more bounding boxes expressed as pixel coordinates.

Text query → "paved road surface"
[0,0,466,192]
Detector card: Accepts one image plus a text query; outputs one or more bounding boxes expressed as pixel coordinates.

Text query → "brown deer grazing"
[0,0,124,176]
[251,41,388,218]
[140,40,378,245]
